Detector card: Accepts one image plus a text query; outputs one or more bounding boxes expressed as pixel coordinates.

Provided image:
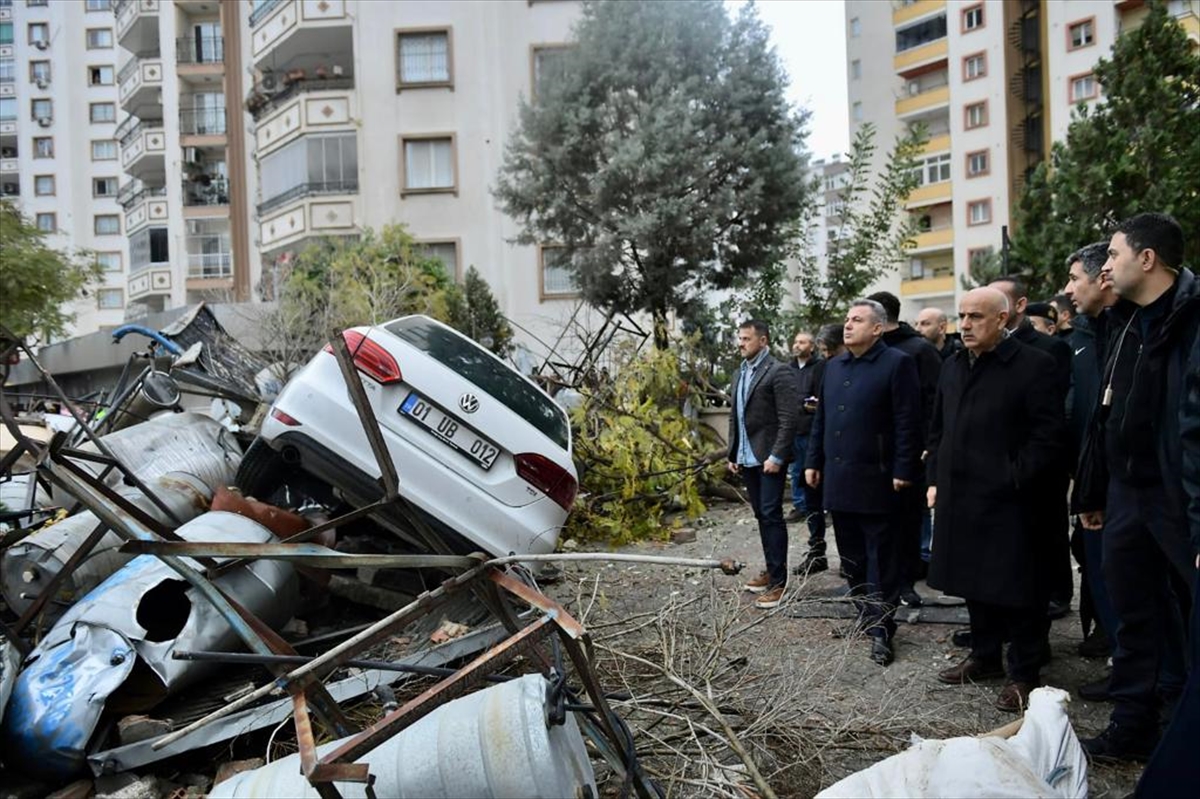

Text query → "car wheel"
[235,438,290,501]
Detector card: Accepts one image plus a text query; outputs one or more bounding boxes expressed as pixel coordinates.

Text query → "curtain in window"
[399,34,448,83]
[405,139,452,189]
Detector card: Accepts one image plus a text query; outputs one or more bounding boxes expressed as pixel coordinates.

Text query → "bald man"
[915,308,963,361]
[928,288,1066,713]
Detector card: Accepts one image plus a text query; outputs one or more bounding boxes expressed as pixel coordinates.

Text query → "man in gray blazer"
[727,319,800,608]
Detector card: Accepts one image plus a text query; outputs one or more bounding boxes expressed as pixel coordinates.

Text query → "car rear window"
[385,317,569,450]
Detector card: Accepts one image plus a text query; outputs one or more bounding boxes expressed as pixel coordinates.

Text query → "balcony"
[893,0,946,27]
[187,251,233,280]
[179,108,225,137]
[255,85,356,157]
[920,133,951,155]
[120,120,166,182]
[0,157,16,173]
[118,56,163,117]
[896,84,949,118]
[259,191,359,255]
[248,75,353,120]
[115,0,160,55]
[905,181,953,208]
[251,1,350,70]
[128,267,171,304]
[250,0,285,27]
[120,186,168,234]
[894,38,948,76]
[910,226,954,252]
[258,179,357,216]
[900,274,956,297]
[183,174,229,216]
[176,34,223,65]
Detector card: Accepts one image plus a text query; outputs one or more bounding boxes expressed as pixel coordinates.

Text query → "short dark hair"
[990,276,1028,301]
[816,323,844,350]
[865,291,901,324]
[1066,241,1109,279]
[1115,212,1184,270]
[1051,294,1073,312]
[1026,302,1058,323]
[739,319,770,341]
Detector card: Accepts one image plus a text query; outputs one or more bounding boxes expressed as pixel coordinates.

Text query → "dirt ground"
[545,498,1145,798]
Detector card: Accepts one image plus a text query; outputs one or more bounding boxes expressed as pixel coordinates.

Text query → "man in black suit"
[727,319,800,610]
[930,287,1066,713]
[806,299,922,666]
[787,331,828,575]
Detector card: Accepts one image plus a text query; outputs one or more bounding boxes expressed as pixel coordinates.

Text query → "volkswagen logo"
[459,393,480,414]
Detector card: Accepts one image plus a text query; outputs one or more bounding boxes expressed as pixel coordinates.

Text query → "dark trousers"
[831,511,900,640]
[967,599,1049,684]
[1040,477,1074,604]
[1103,479,1194,730]
[1076,519,1118,642]
[897,484,925,586]
[742,466,788,588]
[1136,567,1200,798]
[788,435,827,555]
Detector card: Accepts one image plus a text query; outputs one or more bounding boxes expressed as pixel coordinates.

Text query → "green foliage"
[445,265,515,358]
[959,247,1005,291]
[792,122,926,330]
[495,0,812,348]
[1011,1,1200,295]
[566,338,724,544]
[0,200,104,343]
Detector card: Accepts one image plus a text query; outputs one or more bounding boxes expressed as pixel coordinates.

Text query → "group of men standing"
[726,213,1199,786]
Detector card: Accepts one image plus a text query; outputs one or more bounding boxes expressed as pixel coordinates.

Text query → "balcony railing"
[258,179,358,216]
[247,76,354,119]
[176,35,224,65]
[179,108,225,135]
[118,117,162,148]
[184,177,229,206]
[187,251,233,278]
[249,0,284,27]
[119,185,166,209]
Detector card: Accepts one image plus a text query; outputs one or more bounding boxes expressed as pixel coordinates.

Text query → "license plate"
[399,392,500,470]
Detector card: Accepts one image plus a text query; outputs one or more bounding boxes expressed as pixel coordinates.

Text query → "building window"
[966,149,989,177]
[30,98,52,120]
[33,136,53,158]
[27,0,50,6]
[86,28,113,49]
[91,139,117,160]
[97,288,124,309]
[963,52,986,81]
[910,152,951,187]
[35,212,55,232]
[1069,72,1098,103]
[850,59,862,80]
[850,17,861,38]
[896,15,947,53]
[30,60,50,84]
[90,102,116,123]
[0,58,14,83]
[1068,18,1095,50]
[401,135,456,195]
[28,23,49,45]
[964,101,988,129]
[539,246,581,299]
[852,101,863,122]
[967,199,991,226]
[185,219,232,278]
[34,174,54,195]
[961,4,984,33]
[531,44,572,98]
[396,29,452,88]
[96,251,122,272]
[258,132,358,212]
[88,65,114,86]
[0,97,13,121]
[130,227,169,271]
[93,177,118,197]
[420,241,460,279]
[0,22,12,47]
[94,214,121,235]
[85,0,113,11]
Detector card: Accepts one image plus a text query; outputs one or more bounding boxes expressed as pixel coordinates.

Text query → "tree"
[0,200,105,343]
[790,122,926,330]
[1011,1,1200,294]
[445,265,515,358]
[495,0,812,348]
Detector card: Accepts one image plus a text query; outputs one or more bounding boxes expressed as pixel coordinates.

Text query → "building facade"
[846,0,1199,324]
[2,0,130,340]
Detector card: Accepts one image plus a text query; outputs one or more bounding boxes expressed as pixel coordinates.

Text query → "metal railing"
[187,251,233,278]
[179,108,225,135]
[183,178,229,207]
[118,185,166,209]
[258,179,358,216]
[249,0,284,27]
[118,117,162,148]
[247,76,354,119]
[176,35,224,65]
[117,58,141,86]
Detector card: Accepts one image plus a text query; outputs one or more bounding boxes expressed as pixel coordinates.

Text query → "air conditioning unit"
[0,146,15,158]
[36,116,52,127]
[1,182,18,195]
[35,78,49,90]
[907,81,922,96]
[34,40,49,51]
[260,72,278,92]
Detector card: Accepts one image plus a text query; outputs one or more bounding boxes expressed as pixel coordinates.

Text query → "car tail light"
[323,330,402,385]
[515,453,578,511]
[271,408,301,426]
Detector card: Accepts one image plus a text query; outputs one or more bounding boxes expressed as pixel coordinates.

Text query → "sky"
[731,0,850,162]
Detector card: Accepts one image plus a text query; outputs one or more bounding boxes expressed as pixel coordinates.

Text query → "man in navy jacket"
[806,299,922,666]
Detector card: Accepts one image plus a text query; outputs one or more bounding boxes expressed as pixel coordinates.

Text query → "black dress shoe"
[1047,598,1072,619]
[937,656,1005,684]
[784,508,805,523]
[900,587,923,607]
[792,554,828,577]
[1077,630,1112,659]
[951,628,972,648]
[1078,675,1112,702]
[1082,721,1157,761]
[870,637,894,666]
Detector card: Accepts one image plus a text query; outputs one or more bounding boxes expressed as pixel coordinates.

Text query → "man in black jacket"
[787,331,828,575]
[991,277,1074,620]
[869,291,941,606]
[1076,213,1200,760]
[915,308,964,361]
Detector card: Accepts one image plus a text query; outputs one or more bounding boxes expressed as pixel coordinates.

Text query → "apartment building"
[788,155,851,312]
[846,0,1199,325]
[1,0,129,340]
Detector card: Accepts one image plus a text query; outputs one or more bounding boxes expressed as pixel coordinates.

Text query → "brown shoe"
[995,681,1034,713]
[744,571,771,594]
[937,656,1005,685]
[755,585,785,609]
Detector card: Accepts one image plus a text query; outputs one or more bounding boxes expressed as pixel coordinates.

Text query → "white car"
[239,315,577,557]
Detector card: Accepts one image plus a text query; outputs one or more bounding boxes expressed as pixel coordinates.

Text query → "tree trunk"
[652,308,670,350]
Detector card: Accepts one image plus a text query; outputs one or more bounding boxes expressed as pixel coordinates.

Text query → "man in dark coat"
[787,331,828,575]
[929,287,1065,713]
[806,299,922,666]
[869,291,941,606]
[915,307,964,361]
[727,319,800,610]
[990,277,1074,620]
